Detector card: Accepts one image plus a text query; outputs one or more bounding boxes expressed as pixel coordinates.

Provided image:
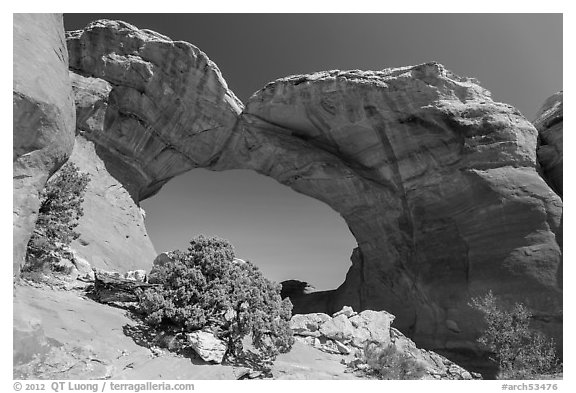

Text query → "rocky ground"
[13,273,477,380]
[13,279,371,380]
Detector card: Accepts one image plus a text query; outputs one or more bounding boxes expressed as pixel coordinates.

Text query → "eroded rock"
[220,64,562,348]
[62,20,562,350]
[13,13,76,276]
[319,314,355,344]
[534,91,562,198]
[66,19,243,202]
[333,306,357,318]
[292,308,476,379]
[348,310,395,348]
[61,20,243,273]
[290,313,331,336]
[187,331,228,364]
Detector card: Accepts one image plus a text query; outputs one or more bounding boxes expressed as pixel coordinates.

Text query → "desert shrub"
[358,342,426,380]
[138,235,294,363]
[469,291,560,379]
[24,162,90,272]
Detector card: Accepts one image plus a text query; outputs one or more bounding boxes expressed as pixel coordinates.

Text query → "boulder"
[333,306,357,318]
[290,313,331,336]
[533,91,562,198]
[348,310,395,348]
[319,314,355,344]
[187,331,228,364]
[13,14,76,277]
[294,310,476,379]
[334,340,351,355]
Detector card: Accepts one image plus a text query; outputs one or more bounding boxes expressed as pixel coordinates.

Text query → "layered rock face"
[219,65,563,348]
[13,13,76,277]
[66,20,242,201]
[61,20,242,272]
[534,91,563,198]
[62,20,562,350]
[67,73,156,272]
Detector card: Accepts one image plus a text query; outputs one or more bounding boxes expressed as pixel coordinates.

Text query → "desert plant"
[356,342,426,380]
[24,162,90,272]
[138,235,294,364]
[469,291,560,379]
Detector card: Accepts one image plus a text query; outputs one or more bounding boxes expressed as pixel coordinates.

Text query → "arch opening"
[140,168,357,292]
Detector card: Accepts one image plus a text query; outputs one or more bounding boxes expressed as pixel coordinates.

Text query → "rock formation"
[13,17,562,353]
[221,66,563,349]
[60,19,243,273]
[187,331,228,364]
[13,14,76,276]
[66,20,242,202]
[67,73,157,272]
[280,279,316,298]
[60,19,562,350]
[534,91,563,198]
[291,306,477,380]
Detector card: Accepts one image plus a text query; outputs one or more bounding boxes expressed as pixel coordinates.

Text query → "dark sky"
[64,14,562,290]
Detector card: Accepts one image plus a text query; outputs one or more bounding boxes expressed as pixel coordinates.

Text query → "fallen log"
[92,269,161,303]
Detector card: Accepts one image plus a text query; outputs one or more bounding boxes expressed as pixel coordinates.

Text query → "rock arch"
[64,20,562,349]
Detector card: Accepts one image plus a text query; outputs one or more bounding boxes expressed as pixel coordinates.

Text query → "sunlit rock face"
[66,19,243,202]
[64,20,562,350]
[67,73,156,272]
[63,20,243,271]
[13,13,76,277]
[534,91,562,199]
[216,64,563,348]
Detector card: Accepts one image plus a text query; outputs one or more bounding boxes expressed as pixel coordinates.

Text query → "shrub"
[138,235,294,363]
[359,342,426,380]
[24,162,90,272]
[469,291,560,379]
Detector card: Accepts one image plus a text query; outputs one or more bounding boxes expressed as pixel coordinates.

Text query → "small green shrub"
[138,235,294,363]
[469,291,560,379]
[24,162,90,273]
[359,342,426,380]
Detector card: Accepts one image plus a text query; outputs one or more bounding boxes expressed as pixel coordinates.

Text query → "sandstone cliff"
[13,14,76,277]
[217,65,563,348]
[66,20,242,202]
[534,91,563,198]
[60,20,562,350]
[62,20,243,272]
[13,17,562,353]
[66,73,157,272]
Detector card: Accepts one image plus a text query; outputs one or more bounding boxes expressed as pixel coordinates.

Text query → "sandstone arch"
[63,20,561,349]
